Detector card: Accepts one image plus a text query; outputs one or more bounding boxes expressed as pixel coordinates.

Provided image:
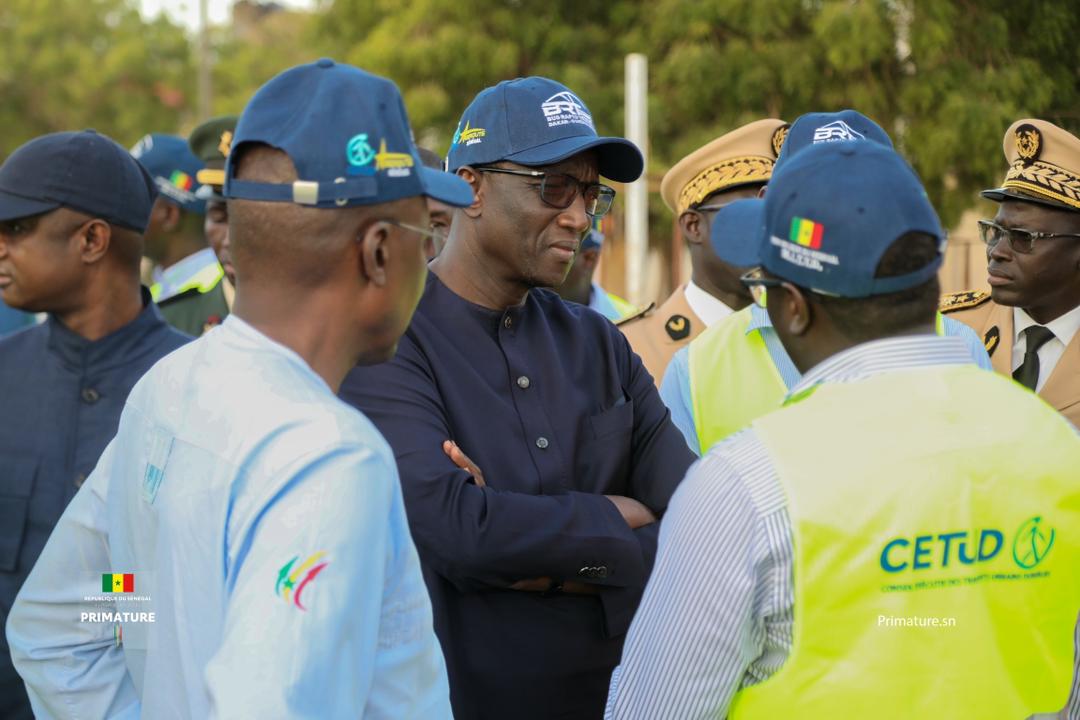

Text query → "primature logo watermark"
[878,615,957,628]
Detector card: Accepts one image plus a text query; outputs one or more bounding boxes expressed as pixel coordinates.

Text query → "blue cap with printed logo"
[224,59,473,210]
[774,109,892,171]
[446,77,644,183]
[130,133,206,215]
[0,130,158,232]
[753,140,944,298]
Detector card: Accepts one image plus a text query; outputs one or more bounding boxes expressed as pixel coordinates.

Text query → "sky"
[139,0,316,30]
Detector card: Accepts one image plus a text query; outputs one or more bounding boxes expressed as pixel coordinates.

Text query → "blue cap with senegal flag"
[224,58,473,210]
[716,141,945,299]
[130,133,206,215]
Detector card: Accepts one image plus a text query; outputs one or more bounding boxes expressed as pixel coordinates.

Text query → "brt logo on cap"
[541,92,594,130]
[812,120,865,143]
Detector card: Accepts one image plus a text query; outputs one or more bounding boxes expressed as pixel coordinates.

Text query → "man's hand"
[443,440,485,487]
[605,495,657,529]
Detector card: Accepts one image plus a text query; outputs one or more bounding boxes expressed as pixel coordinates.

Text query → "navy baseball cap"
[446,77,644,183]
[709,198,766,267]
[130,133,206,215]
[224,59,473,210]
[757,140,944,298]
[774,109,892,171]
[0,130,158,232]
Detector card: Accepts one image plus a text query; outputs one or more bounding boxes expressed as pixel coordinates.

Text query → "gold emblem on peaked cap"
[218,130,233,158]
[1014,124,1041,165]
[771,124,790,158]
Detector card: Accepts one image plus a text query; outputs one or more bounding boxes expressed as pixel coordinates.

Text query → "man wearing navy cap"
[8,60,471,718]
[556,225,637,321]
[658,110,991,455]
[131,133,226,336]
[0,129,189,719]
[340,77,695,719]
[606,141,1080,718]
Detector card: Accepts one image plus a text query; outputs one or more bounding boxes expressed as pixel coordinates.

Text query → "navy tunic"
[340,273,694,720]
[0,289,189,718]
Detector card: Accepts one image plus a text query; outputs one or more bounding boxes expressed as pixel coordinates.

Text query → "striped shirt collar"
[788,334,974,399]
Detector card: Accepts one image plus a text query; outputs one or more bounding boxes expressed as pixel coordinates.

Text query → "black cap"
[0,130,158,232]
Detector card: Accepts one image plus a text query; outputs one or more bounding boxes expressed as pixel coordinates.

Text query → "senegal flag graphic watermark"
[276,552,330,611]
[102,573,135,593]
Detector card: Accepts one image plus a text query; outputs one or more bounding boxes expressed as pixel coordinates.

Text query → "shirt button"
[503,315,512,329]
[517,376,531,389]
[81,388,100,404]
[74,472,86,488]
[535,436,549,449]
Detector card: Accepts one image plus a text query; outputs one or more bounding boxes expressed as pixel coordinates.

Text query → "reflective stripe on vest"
[689,310,950,454]
[730,365,1080,718]
[151,248,225,302]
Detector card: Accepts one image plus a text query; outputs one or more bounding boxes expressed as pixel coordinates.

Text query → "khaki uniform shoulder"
[939,290,991,314]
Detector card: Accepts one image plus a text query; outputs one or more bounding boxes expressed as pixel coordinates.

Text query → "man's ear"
[678,210,704,247]
[357,220,391,287]
[781,283,813,336]
[158,202,182,233]
[457,167,484,219]
[77,219,111,265]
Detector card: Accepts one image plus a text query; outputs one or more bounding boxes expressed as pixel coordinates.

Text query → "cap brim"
[0,189,60,223]
[504,136,644,183]
[709,198,766,267]
[980,186,1079,212]
[419,166,474,208]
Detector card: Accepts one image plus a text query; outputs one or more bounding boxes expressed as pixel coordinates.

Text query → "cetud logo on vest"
[880,516,1056,573]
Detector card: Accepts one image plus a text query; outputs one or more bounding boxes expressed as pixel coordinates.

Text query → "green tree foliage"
[0,0,194,158]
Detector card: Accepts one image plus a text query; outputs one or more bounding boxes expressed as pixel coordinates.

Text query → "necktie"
[1012,325,1055,391]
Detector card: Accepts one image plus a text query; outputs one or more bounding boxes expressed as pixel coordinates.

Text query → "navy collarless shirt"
[340,272,694,720]
[0,288,189,719]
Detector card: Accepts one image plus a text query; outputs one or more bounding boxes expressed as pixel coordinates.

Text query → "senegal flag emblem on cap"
[790,216,824,250]
[170,170,194,192]
[103,573,135,593]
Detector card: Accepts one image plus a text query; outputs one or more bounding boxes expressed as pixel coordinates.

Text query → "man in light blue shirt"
[6,59,474,719]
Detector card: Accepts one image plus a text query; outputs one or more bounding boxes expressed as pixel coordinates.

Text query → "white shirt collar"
[1013,304,1080,349]
[684,281,735,328]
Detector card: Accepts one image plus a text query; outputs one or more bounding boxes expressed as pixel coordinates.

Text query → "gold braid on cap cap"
[677,156,774,214]
[1003,160,1080,211]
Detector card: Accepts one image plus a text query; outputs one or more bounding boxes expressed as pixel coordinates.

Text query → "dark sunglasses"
[474,166,616,218]
[977,219,1080,255]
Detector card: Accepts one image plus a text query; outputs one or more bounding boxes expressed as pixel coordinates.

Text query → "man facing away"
[340,76,695,720]
[606,140,1080,719]
[7,59,474,719]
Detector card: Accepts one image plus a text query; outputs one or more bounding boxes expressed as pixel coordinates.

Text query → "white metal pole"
[197,0,212,121]
[624,53,648,305]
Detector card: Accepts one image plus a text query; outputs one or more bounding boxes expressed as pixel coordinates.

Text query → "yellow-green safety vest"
[689,309,946,454]
[729,365,1080,718]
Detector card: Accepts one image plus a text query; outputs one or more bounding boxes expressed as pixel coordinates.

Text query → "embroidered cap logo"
[812,120,865,144]
[541,91,594,130]
[276,552,329,611]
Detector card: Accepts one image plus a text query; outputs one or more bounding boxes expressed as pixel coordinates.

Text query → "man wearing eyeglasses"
[619,119,788,385]
[606,140,1080,720]
[339,77,695,720]
[941,119,1080,428]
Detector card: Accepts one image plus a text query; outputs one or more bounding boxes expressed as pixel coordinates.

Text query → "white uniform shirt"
[1012,304,1080,392]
